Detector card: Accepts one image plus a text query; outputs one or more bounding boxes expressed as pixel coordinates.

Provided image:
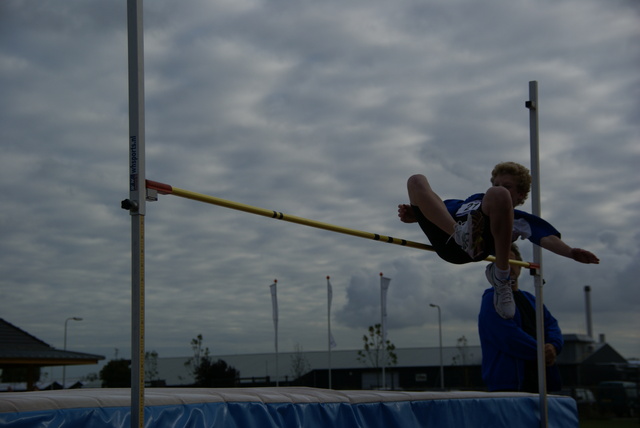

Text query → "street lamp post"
[63,317,83,388]
[429,304,444,390]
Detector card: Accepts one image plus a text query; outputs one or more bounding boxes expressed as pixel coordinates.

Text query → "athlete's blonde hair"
[491,162,531,205]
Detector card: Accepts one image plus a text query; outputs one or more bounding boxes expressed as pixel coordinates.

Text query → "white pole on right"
[527,81,549,428]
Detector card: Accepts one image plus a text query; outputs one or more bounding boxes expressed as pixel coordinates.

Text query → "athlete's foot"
[486,263,515,319]
[398,204,417,223]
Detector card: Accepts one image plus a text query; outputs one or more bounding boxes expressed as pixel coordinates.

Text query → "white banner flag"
[380,274,391,343]
[270,281,278,328]
[269,280,279,385]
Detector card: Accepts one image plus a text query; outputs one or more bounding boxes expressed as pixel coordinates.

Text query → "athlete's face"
[492,174,525,207]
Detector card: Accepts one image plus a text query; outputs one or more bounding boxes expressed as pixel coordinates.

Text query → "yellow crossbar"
[147,180,537,269]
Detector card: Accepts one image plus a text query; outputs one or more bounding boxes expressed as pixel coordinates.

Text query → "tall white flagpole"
[270,280,279,387]
[527,81,549,428]
[327,276,333,389]
[380,272,391,390]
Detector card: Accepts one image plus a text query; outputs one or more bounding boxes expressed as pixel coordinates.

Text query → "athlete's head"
[491,162,531,206]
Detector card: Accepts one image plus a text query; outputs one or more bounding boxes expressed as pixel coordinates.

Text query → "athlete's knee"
[407,174,428,191]
[484,186,512,207]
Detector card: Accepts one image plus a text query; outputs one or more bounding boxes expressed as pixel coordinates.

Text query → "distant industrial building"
[153,333,632,392]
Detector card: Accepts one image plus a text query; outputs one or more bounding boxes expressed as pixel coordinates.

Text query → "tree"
[451,335,474,366]
[185,334,210,378]
[145,350,159,384]
[188,334,209,365]
[194,358,239,387]
[100,359,131,388]
[357,324,398,369]
[452,335,474,387]
[290,342,311,380]
[184,334,239,387]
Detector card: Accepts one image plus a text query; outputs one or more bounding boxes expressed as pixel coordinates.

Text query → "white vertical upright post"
[527,81,549,428]
[126,1,146,427]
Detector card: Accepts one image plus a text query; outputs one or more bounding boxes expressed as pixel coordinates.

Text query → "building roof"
[0,318,104,366]
[581,343,627,365]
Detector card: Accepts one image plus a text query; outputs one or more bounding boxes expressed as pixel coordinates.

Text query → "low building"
[153,334,634,393]
[0,318,105,391]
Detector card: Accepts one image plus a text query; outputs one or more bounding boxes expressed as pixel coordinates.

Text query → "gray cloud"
[1,0,638,383]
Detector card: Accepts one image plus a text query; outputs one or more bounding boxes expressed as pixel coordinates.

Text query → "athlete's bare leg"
[405,174,456,234]
[481,186,513,271]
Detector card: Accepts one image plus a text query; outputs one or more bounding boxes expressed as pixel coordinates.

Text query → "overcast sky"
[1,0,638,383]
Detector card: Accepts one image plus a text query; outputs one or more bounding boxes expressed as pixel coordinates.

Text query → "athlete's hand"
[544,344,557,366]
[571,248,600,264]
[398,204,417,223]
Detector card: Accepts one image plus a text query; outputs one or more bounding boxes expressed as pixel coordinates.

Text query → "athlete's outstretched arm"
[540,235,600,264]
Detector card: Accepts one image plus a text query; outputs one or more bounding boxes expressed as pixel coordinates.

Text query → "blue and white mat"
[0,387,578,427]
